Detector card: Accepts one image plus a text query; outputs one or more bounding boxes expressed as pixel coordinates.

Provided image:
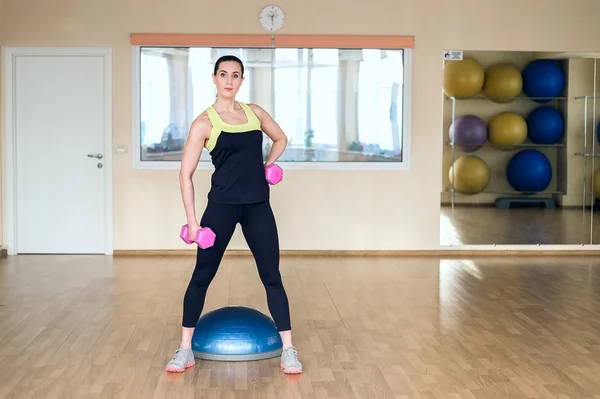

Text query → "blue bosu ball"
[191,306,283,361]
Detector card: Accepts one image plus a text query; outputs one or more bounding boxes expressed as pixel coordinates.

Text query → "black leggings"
[182,200,291,331]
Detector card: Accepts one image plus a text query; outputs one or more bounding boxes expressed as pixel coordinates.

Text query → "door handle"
[87,153,103,159]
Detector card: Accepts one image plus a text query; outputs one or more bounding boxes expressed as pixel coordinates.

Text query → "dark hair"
[213,55,244,76]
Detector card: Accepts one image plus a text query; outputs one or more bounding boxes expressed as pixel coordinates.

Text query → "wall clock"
[260,5,285,32]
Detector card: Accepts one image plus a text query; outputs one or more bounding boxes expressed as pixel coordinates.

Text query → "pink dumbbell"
[180,224,216,249]
[265,164,283,185]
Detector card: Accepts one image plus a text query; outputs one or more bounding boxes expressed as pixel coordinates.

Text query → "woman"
[166,55,302,375]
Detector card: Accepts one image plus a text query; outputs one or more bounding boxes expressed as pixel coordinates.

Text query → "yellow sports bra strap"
[205,106,224,129]
[205,106,223,152]
[238,102,261,129]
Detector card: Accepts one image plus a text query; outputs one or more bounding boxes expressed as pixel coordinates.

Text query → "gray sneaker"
[280,346,302,374]
[165,348,195,373]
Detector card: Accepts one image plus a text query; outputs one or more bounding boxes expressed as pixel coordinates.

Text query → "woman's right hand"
[188,222,201,242]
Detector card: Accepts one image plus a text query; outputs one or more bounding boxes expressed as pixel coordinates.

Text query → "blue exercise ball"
[522,59,564,103]
[526,106,564,144]
[191,306,283,361]
[506,150,552,192]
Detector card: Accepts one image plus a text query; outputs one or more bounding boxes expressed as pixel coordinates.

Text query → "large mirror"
[439,50,599,246]
[587,56,600,244]
[137,46,408,164]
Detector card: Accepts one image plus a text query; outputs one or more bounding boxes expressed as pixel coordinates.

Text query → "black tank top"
[204,102,269,204]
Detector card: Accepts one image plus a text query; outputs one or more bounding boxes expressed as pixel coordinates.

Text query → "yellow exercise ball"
[443,58,485,98]
[449,155,490,194]
[488,112,528,151]
[594,168,600,198]
[483,63,523,103]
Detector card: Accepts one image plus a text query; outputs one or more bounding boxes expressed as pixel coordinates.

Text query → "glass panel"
[590,56,600,244]
[439,50,593,246]
[137,46,407,163]
[273,47,405,162]
[139,47,267,162]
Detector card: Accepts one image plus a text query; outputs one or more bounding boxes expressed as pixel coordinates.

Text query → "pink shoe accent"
[166,360,195,373]
[281,363,302,374]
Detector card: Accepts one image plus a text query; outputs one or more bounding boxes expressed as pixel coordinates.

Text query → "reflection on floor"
[440,205,600,245]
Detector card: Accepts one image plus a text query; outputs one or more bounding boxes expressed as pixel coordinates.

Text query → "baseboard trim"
[113,249,600,257]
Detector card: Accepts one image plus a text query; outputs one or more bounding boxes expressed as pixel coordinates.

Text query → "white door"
[8,48,112,254]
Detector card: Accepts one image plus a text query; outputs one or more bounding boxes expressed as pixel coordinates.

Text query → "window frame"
[130,35,413,171]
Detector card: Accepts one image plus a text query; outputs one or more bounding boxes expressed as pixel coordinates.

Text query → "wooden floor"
[3,254,600,398]
[440,205,600,246]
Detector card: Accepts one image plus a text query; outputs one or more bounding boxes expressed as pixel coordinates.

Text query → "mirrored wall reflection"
[587,56,600,244]
[138,46,406,164]
[439,50,600,246]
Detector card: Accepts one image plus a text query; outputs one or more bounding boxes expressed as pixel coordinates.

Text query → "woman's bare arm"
[179,114,211,228]
[248,103,288,166]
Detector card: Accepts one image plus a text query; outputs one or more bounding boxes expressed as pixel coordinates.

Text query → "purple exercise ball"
[449,115,488,152]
